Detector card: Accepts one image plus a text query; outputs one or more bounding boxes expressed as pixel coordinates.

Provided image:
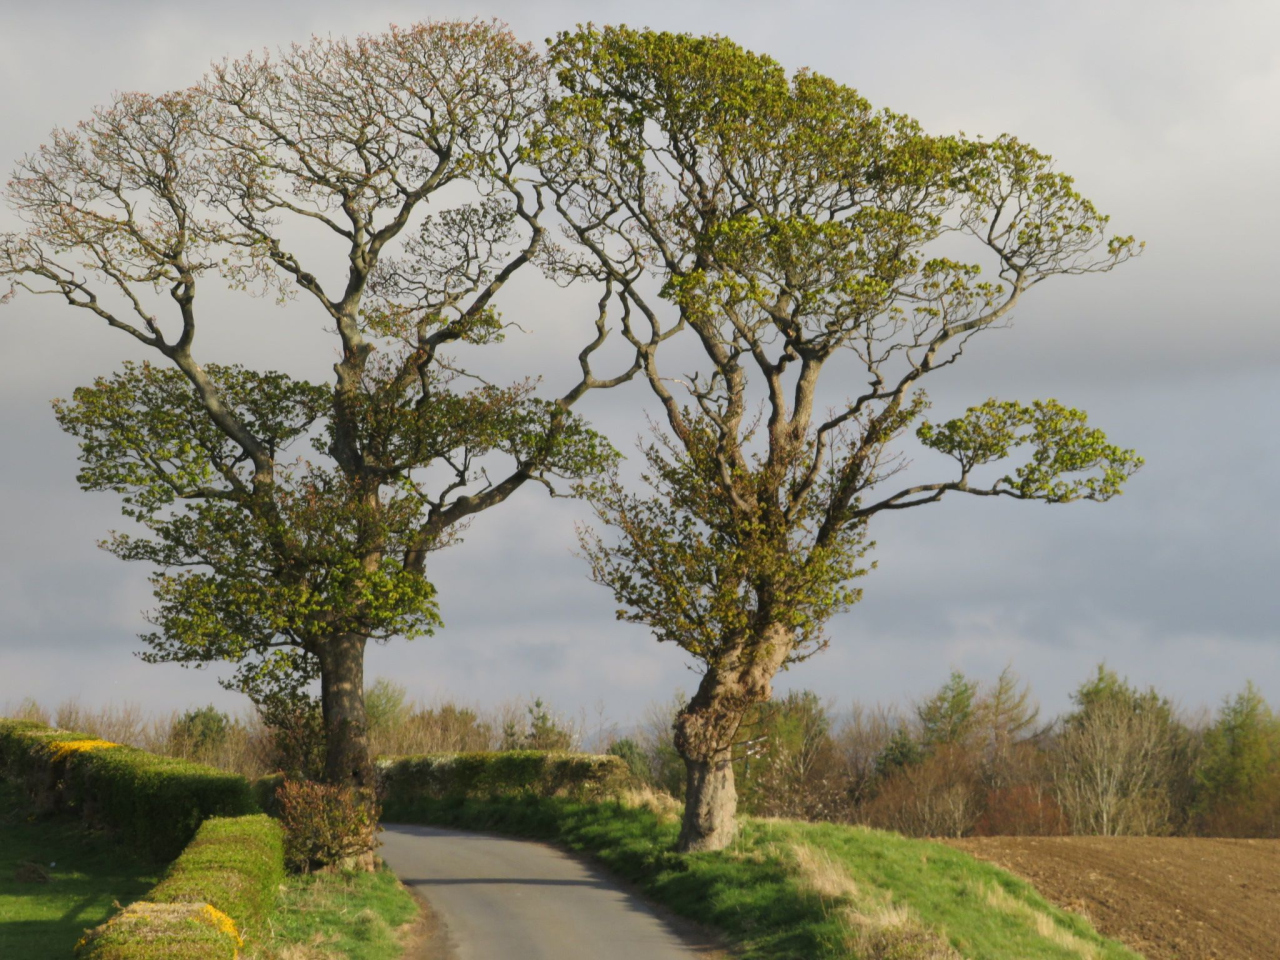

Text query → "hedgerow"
[148,815,285,935]
[378,750,629,817]
[0,718,256,860]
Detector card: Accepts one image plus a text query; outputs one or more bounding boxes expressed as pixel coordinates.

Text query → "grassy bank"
[247,864,418,960]
[0,777,158,959]
[387,795,1143,960]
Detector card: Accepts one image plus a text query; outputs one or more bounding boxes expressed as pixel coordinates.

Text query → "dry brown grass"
[618,785,683,823]
[981,880,1097,960]
[791,841,860,901]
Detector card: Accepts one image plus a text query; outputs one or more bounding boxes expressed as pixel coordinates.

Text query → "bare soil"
[946,836,1280,960]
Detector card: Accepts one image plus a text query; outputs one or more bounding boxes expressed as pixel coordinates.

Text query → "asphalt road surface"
[380,824,714,960]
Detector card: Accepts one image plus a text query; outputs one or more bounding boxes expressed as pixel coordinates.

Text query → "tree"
[501,697,575,751]
[975,665,1041,782]
[865,741,984,838]
[875,728,926,779]
[364,678,410,742]
[1052,665,1189,835]
[1,21,633,797]
[1194,682,1280,836]
[546,26,1142,850]
[170,704,231,758]
[734,690,844,819]
[918,671,979,749]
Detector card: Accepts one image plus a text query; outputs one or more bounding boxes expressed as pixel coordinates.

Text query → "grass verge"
[0,776,158,959]
[386,795,1144,960]
[247,863,419,960]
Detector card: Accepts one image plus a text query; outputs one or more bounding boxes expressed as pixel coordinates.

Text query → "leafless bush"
[373,701,498,756]
[972,743,1065,836]
[833,704,906,809]
[364,681,587,759]
[8,698,50,725]
[862,744,985,838]
[54,699,153,746]
[1051,696,1186,836]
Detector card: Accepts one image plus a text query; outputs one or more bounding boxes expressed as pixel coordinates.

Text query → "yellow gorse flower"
[47,739,118,761]
[200,903,243,946]
[73,901,244,956]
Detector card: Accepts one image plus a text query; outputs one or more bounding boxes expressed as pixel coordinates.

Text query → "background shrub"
[500,698,574,751]
[258,697,326,781]
[169,706,231,759]
[606,737,651,783]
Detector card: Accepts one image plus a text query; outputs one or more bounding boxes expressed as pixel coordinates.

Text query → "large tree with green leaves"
[543,26,1143,851]
[1,21,632,795]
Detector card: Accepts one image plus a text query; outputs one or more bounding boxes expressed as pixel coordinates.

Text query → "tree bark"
[318,632,373,790]
[678,751,738,852]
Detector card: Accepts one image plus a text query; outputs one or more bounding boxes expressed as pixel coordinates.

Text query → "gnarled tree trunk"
[674,623,793,852]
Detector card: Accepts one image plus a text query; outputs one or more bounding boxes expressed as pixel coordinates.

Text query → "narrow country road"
[379,824,718,960]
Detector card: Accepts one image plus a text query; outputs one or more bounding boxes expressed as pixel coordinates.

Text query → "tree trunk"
[318,632,372,790]
[678,751,738,852]
[673,622,793,853]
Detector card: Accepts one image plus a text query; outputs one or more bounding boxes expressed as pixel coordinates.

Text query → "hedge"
[75,903,241,960]
[76,814,285,960]
[0,719,256,861]
[149,815,285,934]
[379,750,629,818]
[250,772,285,818]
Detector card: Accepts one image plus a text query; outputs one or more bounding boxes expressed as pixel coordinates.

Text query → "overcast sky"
[1,0,1276,730]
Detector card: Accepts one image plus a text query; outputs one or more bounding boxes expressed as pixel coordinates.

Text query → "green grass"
[247,863,418,960]
[387,795,1144,960]
[0,777,159,959]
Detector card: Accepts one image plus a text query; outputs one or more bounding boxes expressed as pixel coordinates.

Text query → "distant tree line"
[14,662,1276,838]
[608,666,1280,839]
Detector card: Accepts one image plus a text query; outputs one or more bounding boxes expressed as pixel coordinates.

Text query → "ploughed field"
[946,836,1280,960]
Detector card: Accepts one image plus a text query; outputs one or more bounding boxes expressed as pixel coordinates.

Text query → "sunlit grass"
[248,862,419,960]
[0,777,158,959]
